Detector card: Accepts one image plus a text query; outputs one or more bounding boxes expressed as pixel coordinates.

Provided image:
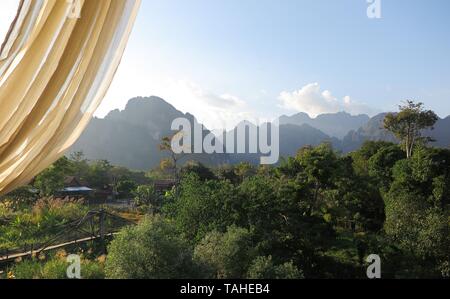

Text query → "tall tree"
[159,132,188,183]
[295,143,339,216]
[34,157,74,197]
[384,101,438,158]
[87,160,113,188]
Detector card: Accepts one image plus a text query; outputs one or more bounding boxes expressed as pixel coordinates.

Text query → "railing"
[0,209,136,264]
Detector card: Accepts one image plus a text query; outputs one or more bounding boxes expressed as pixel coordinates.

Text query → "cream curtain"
[0,0,141,195]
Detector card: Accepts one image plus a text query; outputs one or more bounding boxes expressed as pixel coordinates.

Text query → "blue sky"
[1,0,449,130]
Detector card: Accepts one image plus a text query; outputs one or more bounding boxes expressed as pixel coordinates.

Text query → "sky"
[1,0,450,130]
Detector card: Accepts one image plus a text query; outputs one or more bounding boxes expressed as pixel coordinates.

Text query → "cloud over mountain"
[143,79,256,131]
[278,83,379,117]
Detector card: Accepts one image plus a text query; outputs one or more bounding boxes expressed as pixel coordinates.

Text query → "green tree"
[384,189,449,277]
[163,173,238,243]
[328,157,385,232]
[295,143,339,216]
[351,141,396,176]
[86,160,113,188]
[117,180,137,198]
[237,172,335,276]
[193,226,256,279]
[246,256,304,279]
[383,150,450,278]
[368,144,404,191]
[159,133,188,182]
[105,216,203,279]
[69,151,90,181]
[234,162,256,182]
[216,164,240,184]
[133,185,159,212]
[384,101,438,158]
[1,185,37,209]
[181,161,216,181]
[34,157,74,196]
[110,166,150,186]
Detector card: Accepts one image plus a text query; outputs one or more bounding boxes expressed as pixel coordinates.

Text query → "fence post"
[99,210,106,240]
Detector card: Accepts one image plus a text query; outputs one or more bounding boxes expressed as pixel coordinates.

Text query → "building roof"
[64,176,83,187]
[62,187,94,192]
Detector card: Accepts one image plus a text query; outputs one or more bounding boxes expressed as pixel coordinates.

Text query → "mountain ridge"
[279,111,370,138]
[70,97,450,170]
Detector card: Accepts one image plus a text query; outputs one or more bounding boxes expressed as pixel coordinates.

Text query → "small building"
[57,176,93,198]
[64,176,84,188]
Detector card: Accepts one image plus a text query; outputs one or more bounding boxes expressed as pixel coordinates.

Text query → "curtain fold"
[0,0,141,195]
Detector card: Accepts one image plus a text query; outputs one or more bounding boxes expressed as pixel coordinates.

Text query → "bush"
[247,256,304,279]
[105,215,202,279]
[163,174,238,243]
[10,260,42,279]
[194,226,256,279]
[10,258,67,279]
[10,253,105,280]
[32,197,87,222]
[41,259,67,279]
[82,260,105,279]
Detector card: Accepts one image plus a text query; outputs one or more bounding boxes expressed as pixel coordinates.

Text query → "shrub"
[10,260,42,279]
[81,260,105,279]
[247,256,304,279]
[41,259,67,279]
[105,215,202,279]
[32,197,87,222]
[10,253,105,280]
[194,226,256,279]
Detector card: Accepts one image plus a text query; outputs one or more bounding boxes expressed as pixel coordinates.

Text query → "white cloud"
[98,72,258,131]
[0,1,20,45]
[156,79,257,131]
[278,82,378,117]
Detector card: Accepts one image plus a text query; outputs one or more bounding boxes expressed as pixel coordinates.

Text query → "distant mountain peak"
[124,96,177,111]
[71,96,450,170]
[279,111,370,138]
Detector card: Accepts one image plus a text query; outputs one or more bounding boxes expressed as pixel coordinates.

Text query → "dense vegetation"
[0,198,88,251]
[8,250,105,279]
[104,102,448,279]
[1,101,449,279]
[101,141,449,278]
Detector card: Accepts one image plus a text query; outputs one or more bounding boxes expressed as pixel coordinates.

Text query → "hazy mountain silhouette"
[70,97,230,170]
[279,111,370,139]
[429,116,450,148]
[225,122,341,165]
[70,97,450,170]
[341,113,450,152]
[340,113,397,152]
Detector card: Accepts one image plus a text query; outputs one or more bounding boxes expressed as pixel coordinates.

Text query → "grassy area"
[0,197,141,252]
[0,198,89,251]
[2,249,106,280]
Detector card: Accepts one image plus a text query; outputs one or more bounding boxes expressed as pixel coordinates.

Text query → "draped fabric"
[0,0,141,195]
